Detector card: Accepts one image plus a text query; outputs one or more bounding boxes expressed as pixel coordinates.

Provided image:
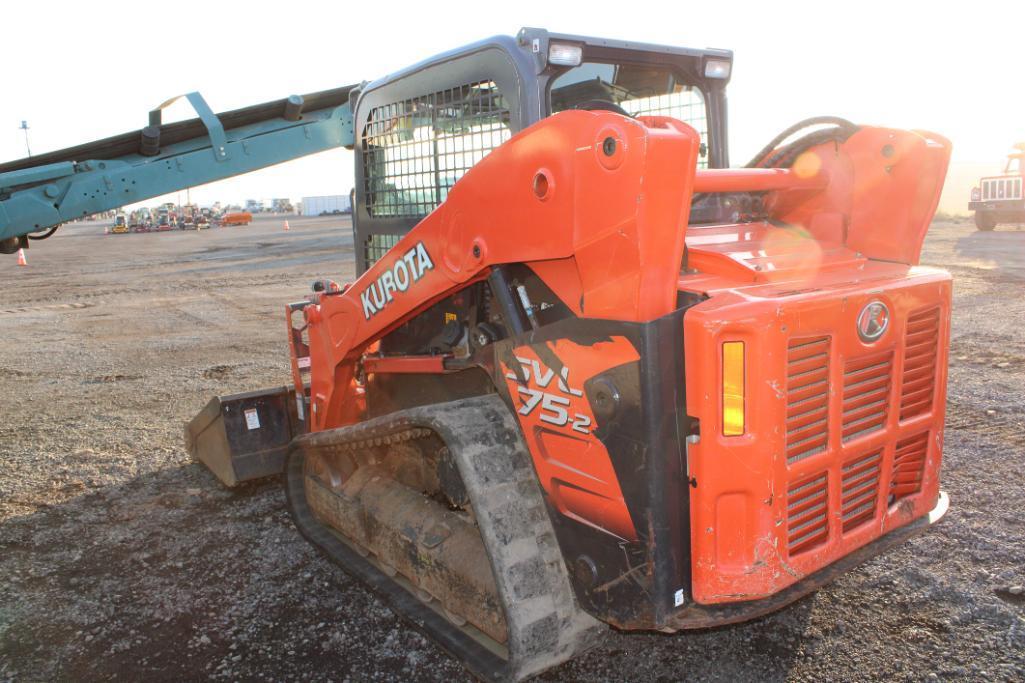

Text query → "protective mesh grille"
[363,234,402,268]
[621,94,708,168]
[361,81,512,219]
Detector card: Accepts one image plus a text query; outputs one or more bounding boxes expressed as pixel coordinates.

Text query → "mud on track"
[1,216,1023,681]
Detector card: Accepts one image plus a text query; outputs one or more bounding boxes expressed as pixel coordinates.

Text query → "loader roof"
[361,27,733,95]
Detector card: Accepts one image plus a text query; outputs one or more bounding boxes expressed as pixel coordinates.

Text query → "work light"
[704,59,732,79]
[548,43,583,66]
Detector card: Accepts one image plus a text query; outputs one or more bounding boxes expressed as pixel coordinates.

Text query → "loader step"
[284,395,604,682]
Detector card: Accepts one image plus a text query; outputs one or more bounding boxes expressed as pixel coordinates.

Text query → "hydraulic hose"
[689,116,861,220]
[27,225,60,240]
[745,116,859,168]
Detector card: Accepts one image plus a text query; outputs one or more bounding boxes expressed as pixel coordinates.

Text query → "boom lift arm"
[0,86,356,252]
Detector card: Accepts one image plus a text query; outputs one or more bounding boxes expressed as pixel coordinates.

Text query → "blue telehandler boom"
[0,86,355,253]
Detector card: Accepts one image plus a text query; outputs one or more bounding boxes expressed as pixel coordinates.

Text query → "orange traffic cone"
[17,248,27,266]
[284,220,290,231]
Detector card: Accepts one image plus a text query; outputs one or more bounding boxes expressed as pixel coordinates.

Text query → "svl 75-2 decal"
[505,356,592,434]
[501,337,641,541]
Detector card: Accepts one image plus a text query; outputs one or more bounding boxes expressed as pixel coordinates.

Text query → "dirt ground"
[1,214,1023,682]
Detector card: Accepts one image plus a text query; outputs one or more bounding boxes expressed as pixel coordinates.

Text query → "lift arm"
[0,85,357,250]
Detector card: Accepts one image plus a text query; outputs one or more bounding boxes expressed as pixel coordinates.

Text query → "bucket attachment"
[185,385,304,487]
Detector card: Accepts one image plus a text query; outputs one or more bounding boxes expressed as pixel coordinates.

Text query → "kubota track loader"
[0,28,952,681]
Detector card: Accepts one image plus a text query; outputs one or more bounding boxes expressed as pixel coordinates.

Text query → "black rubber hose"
[691,116,859,216]
[746,116,858,168]
[762,127,855,169]
[27,225,60,240]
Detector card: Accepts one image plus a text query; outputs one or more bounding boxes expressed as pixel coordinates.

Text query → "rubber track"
[285,395,604,681]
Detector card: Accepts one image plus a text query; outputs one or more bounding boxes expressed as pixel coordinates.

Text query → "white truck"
[970,143,1024,230]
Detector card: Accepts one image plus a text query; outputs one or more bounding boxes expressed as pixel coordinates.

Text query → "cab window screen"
[363,233,402,267]
[362,81,512,218]
[550,62,709,168]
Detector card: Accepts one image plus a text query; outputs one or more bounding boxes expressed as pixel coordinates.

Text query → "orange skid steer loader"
[199,99,951,680]
[0,27,952,683]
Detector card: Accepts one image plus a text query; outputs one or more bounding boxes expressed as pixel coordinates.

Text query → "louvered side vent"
[891,432,929,503]
[842,351,893,441]
[900,308,940,421]
[841,450,882,532]
[786,337,831,465]
[787,473,829,556]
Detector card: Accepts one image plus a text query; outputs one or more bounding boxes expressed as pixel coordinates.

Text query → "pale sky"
[2,0,1022,213]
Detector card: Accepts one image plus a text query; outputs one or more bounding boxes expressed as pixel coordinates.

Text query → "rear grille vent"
[900,308,940,421]
[841,450,882,532]
[842,351,893,441]
[786,337,831,464]
[786,472,829,555]
[891,432,929,503]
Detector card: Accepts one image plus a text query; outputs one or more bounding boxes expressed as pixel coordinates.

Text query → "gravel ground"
[1,215,1023,682]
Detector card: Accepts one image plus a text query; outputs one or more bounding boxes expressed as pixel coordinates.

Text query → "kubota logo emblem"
[360,241,434,320]
[857,300,890,342]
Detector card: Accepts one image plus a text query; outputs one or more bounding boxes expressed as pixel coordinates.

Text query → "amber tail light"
[722,341,745,436]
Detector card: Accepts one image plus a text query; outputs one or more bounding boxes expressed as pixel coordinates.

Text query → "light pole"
[19,120,31,157]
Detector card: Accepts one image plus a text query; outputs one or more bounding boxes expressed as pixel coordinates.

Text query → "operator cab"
[349,27,732,274]
[550,60,715,166]
[1005,151,1021,175]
